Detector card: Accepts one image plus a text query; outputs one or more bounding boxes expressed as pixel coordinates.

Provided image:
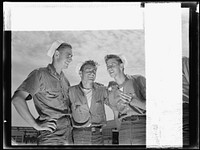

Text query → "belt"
[59,114,71,119]
[121,115,146,122]
[73,126,102,132]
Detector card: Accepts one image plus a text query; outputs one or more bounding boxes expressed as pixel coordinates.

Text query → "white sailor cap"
[47,40,64,57]
[118,54,128,67]
[105,53,128,67]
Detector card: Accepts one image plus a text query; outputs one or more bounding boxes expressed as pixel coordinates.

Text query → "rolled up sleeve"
[16,69,41,97]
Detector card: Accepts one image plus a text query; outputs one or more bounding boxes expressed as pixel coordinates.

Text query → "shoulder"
[37,66,49,74]
[69,84,79,91]
[107,81,118,90]
[127,74,145,81]
[94,82,106,90]
[28,67,48,76]
[26,67,45,77]
[126,74,146,88]
[94,82,104,87]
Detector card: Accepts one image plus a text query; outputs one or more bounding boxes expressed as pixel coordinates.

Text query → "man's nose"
[68,57,72,62]
[89,71,96,75]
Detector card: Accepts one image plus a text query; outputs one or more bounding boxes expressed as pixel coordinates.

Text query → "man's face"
[57,48,73,69]
[80,65,97,82]
[106,58,122,78]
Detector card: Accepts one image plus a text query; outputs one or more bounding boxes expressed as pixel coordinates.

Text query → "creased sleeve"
[16,69,41,98]
[136,75,146,101]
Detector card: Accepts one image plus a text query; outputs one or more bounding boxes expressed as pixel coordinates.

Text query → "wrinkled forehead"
[61,47,73,55]
[82,64,97,71]
[106,58,119,65]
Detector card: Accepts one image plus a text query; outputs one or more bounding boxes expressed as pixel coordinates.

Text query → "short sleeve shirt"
[69,82,110,128]
[16,64,71,120]
[108,75,146,115]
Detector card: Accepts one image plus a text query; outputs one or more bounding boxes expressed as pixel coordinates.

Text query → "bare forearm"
[12,96,38,128]
[130,99,146,110]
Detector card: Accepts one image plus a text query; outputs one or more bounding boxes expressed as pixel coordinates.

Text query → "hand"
[34,118,57,133]
[108,89,121,107]
[118,91,132,104]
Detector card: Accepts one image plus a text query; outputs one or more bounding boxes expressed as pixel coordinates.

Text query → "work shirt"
[108,75,146,117]
[69,82,110,128]
[16,64,71,120]
[82,88,92,108]
[182,57,189,103]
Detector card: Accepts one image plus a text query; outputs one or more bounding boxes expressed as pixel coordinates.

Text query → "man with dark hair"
[68,60,110,145]
[12,40,73,145]
[105,54,146,145]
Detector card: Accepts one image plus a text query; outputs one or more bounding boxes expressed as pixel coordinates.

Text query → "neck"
[52,62,62,75]
[114,73,126,85]
[81,80,93,89]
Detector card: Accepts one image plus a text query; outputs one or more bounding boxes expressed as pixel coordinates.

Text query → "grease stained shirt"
[69,82,110,128]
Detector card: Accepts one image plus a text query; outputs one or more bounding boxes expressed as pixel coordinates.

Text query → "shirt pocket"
[95,99,104,114]
[72,102,90,123]
[73,101,89,112]
[43,87,64,108]
[73,101,82,109]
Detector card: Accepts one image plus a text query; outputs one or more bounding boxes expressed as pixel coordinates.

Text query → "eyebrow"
[85,68,96,70]
[65,53,73,56]
[107,62,118,65]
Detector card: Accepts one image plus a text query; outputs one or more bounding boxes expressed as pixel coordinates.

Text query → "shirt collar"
[118,75,129,88]
[47,64,64,79]
[78,82,96,91]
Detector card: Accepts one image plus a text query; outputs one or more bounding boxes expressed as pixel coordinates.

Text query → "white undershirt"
[82,88,92,108]
[119,87,124,92]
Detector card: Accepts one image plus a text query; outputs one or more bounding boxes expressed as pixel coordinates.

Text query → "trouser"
[183,103,189,145]
[119,115,146,145]
[37,115,73,145]
[72,126,103,145]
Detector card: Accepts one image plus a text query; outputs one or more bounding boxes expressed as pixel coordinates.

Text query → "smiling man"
[105,54,146,145]
[68,60,111,145]
[11,40,73,145]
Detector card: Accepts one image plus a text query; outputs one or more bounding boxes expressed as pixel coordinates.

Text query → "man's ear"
[54,50,60,58]
[79,71,82,78]
[120,63,124,70]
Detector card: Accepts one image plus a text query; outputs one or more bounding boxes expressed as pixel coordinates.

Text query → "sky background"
[11,9,189,127]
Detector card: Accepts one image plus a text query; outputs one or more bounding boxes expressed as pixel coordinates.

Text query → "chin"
[109,74,115,78]
[63,66,68,69]
[88,79,95,82]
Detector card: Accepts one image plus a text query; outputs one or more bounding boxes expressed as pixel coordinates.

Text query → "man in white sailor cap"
[105,54,146,145]
[12,40,73,145]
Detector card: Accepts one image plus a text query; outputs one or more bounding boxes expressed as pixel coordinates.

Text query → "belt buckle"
[131,116,139,121]
[91,127,95,132]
